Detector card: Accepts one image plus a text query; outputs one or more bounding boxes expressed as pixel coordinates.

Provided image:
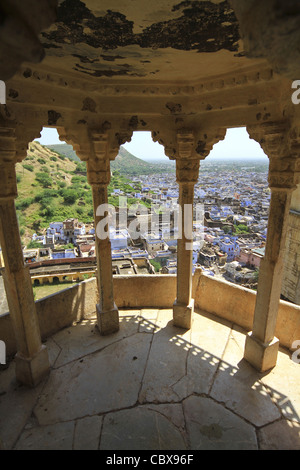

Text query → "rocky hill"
[46,143,173,175]
[15,142,148,246]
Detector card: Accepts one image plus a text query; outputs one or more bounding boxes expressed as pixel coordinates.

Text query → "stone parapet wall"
[1,272,299,356]
[193,270,300,350]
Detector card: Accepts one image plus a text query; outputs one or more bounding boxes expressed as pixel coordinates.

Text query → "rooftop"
[1,307,299,450]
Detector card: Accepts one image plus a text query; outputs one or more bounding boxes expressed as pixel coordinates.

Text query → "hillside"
[15,142,146,246]
[46,143,174,175]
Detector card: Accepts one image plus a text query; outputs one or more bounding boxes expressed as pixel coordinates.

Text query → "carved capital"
[247,121,289,159]
[87,160,110,187]
[247,122,300,190]
[268,156,300,190]
[152,126,226,162]
[176,158,200,184]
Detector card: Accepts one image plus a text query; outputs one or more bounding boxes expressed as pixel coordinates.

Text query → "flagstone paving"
[1,309,300,450]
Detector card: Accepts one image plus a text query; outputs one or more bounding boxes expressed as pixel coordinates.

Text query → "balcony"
[1,271,300,450]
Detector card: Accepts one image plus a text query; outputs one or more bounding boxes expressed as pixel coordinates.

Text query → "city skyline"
[35,126,268,162]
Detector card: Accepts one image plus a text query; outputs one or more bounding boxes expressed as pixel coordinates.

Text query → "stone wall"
[1,272,299,356]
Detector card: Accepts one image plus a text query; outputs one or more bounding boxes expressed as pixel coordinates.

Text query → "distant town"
[23,158,270,291]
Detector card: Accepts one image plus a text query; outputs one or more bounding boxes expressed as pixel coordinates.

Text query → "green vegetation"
[15,141,165,246]
[234,224,249,234]
[45,143,174,176]
[22,164,34,172]
[150,259,161,272]
[33,281,77,300]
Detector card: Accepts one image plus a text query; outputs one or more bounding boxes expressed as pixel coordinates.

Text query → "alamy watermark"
[291,340,300,364]
[291,80,300,104]
[0,80,6,105]
[0,340,6,365]
[94,197,205,250]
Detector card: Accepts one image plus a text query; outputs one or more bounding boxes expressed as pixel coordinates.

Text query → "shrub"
[15,197,33,210]
[27,240,41,249]
[35,172,52,188]
[62,188,78,205]
[22,164,34,172]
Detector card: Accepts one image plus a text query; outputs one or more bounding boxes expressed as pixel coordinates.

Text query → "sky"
[35,126,268,162]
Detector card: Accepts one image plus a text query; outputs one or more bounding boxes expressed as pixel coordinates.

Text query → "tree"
[35,172,52,188]
[62,188,78,205]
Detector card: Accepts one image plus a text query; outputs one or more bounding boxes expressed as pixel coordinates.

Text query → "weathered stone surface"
[139,322,192,403]
[1,309,300,450]
[100,406,186,450]
[15,421,75,450]
[0,364,45,450]
[259,346,300,424]
[210,327,281,426]
[172,311,232,397]
[34,333,152,425]
[52,313,139,368]
[183,395,257,450]
[258,419,300,450]
[74,415,103,450]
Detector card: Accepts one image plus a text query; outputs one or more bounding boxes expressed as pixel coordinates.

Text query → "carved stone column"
[244,123,300,371]
[173,131,200,329]
[86,132,119,335]
[153,126,226,329]
[0,128,49,386]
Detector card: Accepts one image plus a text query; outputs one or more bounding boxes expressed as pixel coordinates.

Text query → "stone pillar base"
[244,332,280,372]
[173,298,194,329]
[15,345,50,387]
[96,303,119,335]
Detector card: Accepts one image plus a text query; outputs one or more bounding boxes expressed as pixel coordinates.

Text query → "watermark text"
[0,340,6,365]
[291,340,300,364]
[0,80,6,105]
[291,80,300,104]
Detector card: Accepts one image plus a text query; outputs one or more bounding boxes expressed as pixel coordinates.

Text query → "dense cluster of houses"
[25,164,270,287]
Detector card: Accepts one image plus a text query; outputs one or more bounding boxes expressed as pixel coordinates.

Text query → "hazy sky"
[36,126,268,161]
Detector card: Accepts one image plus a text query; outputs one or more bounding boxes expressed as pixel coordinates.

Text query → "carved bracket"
[247,121,300,189]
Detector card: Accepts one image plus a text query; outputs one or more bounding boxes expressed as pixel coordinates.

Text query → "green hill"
[15,142,148,247]
[46,143,174,175]
[47,144,80,161]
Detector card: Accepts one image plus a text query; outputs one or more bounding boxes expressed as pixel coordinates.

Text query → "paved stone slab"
[258,418,300,450]
[52,313,140,368]
[0,363,45,450]
[34,333,152,425]
[210,326,281,426]
[139,321,191,403]
[74,415,103,450]
[100,406,186,450]
[15,421,75,450]
[259,347,300,424]
[172,312,232,397]
[183,395,258,450]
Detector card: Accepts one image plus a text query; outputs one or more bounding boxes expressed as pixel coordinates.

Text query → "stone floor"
[0,308,300,450]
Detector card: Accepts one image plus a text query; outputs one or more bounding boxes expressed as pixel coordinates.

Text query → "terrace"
[0,0,300,451]
[1,271,300,450]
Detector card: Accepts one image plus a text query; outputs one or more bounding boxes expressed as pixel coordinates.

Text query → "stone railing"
[1,269,299,356]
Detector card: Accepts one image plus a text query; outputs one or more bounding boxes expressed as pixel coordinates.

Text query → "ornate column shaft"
[86,132,118,335]
[244,123,300,371]
[173,131,200,329]
[0,128,49,386]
